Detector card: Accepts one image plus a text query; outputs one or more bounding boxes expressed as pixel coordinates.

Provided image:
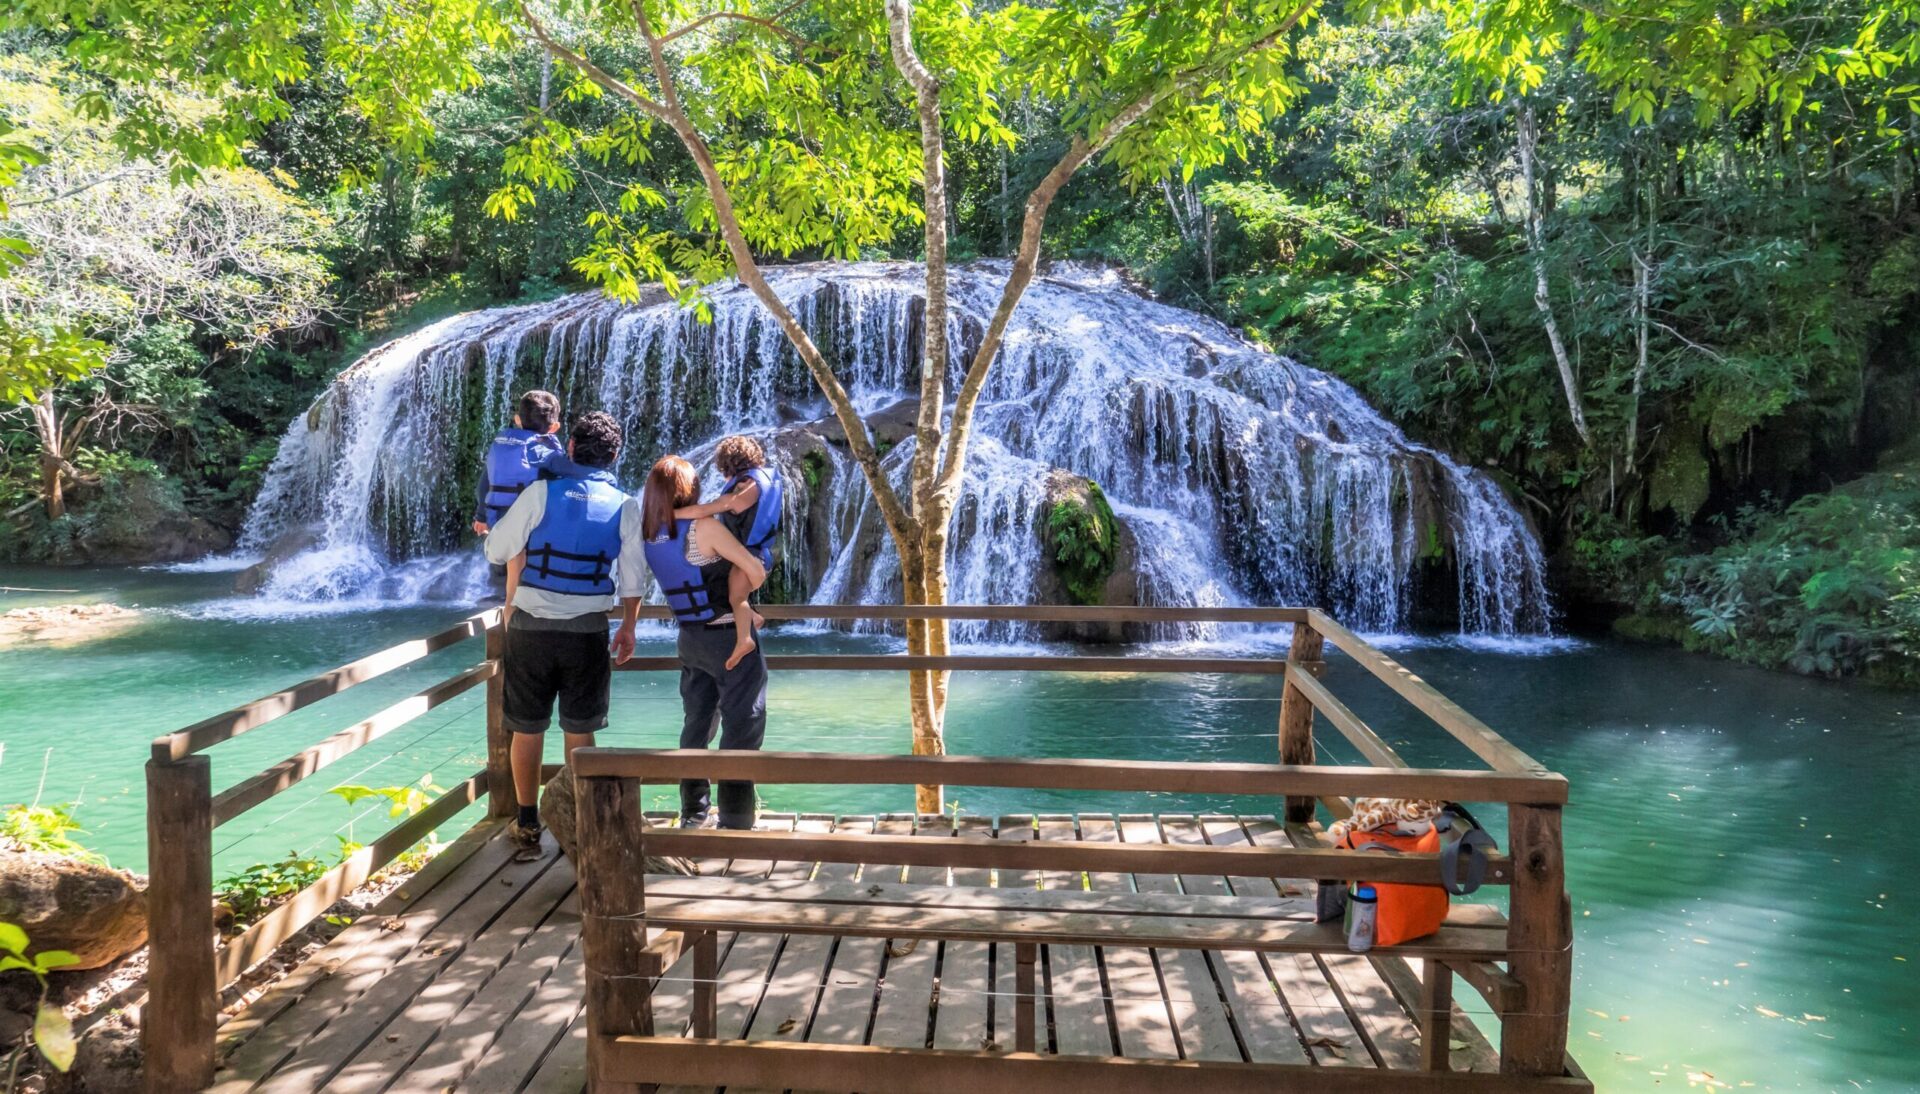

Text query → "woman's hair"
[715,434,766,479]
[642,454,701,540]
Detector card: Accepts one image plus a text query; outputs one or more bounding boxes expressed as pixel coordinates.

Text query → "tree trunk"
[1515,104,1592,447]
[30,391,66,520]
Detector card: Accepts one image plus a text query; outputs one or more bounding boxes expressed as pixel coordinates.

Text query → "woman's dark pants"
[676,621,768,829]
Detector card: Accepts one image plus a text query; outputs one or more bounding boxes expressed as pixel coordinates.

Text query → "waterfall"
[230,261,1553,635]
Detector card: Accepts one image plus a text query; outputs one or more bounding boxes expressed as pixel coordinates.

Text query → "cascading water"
[229,261,1553,636]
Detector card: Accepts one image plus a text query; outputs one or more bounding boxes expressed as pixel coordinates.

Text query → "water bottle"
[1345,883,1377,953]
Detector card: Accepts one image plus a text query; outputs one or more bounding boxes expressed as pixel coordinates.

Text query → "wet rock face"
[0,852,148,971]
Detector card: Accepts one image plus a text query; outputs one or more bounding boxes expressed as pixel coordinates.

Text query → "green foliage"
[215,852,331,926]
[0,803,100,864]
[0,920,79,1079]
[1654,465,1920,684]
[1045,482,1118,605]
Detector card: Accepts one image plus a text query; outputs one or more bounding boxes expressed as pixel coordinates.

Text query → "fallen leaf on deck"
[381,917,405,931]
[776,1018,798,1034]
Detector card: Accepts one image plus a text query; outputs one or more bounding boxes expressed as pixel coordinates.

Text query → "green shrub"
[1045,483,1118,606]
[1655,466,1920,685]
[0,803,101,865]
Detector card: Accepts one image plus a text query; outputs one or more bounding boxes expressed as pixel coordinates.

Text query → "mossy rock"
[1042,473,1119,606]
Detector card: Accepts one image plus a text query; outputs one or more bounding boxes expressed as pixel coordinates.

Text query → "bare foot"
[725,634,757,671]
[750,607,766,629]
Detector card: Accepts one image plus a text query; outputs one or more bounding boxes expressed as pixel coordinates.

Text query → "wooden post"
[577,770,651,1093]
[485,617,514,818]
[692,930,717,1039]
[144,756,216,1092]
[1014,942,1037,1053]
[1277,621,1324,823]
[1501,803,1572,1077]
[1419,960,1454,1071]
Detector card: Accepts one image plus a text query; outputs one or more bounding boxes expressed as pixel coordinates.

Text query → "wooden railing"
[141,603,1573,1091]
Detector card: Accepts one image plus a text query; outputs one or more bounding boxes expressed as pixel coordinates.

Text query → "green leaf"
[35,1004,76,1072]
[0,922,29,956]
[34,950,80,971]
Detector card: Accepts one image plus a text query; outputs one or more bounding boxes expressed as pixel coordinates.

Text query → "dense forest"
[2,0,1918,684]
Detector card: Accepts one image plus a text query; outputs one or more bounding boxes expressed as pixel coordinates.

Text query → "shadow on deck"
[213,811,1508,1093]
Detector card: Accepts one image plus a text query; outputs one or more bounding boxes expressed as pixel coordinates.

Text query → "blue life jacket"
[482,428,561,524]
[642,517,732,624]
[522,470,626,597]
[724,464,784,568]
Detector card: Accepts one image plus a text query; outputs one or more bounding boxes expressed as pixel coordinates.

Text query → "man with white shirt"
[484,411,647,850]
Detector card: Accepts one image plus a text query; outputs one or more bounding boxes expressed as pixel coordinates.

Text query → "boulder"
[0,852,149,971]
[233,522,324,594]
[537,768,696,876]
[46,1021,141,1094]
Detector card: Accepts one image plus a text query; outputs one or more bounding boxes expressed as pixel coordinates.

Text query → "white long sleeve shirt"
[484,479,649,619]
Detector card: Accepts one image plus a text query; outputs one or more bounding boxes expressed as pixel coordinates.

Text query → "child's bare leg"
[725,566,760,670]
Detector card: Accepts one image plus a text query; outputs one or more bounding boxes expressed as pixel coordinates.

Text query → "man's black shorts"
[501,617,611,734]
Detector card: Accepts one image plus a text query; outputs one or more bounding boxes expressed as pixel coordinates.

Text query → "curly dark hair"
[517,390,560,433]
[714,434,767,479]
[570,411,623,469]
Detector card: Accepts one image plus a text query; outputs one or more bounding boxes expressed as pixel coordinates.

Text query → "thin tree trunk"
[1516,103,1592,447]
[886,0,954,810]
[30,391,65,520]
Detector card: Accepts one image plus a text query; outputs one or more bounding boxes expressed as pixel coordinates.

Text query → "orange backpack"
[1330,805,1497,947]
[1337,825,1452,947]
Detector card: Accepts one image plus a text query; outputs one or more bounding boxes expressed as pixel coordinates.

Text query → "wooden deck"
[211,810,1503,1093]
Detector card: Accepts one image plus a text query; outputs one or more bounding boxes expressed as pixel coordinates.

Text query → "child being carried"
[674,435,784,670]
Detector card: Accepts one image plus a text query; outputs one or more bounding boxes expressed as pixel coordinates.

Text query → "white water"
[227,261,1552,634]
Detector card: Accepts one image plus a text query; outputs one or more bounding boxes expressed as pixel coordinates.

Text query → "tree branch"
[658,1,809,48]
[932,4,1315,506]
[514,1,673,123]
[619,0,919,546]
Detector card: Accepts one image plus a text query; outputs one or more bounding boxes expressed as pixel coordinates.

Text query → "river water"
[0,566,1913,1090]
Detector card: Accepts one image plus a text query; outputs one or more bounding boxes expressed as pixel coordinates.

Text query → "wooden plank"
[750,604,1312,625]
[144,756,215,1093]
[249,834,567,1093]
[989,816,1036,1049]
[322,852,577,1090]
[654,813,808,1094]
[614,654,1289,675]
[728,815,843,1094]
[1306,609,1545,775]
[601,1037,1595,1092]
[210,662,493,827]
[1239,817,1373,1069]
[931,815,995,1052]
[211,826,525,1090]
[576,748,1568,805]
[1179,816,1310,1065]
[1119,815,1240,1062]
[1419,962,1454,1071]
[457,935,586,1094]
[154,610,495,761]
[1278,624,1327,822]
[1079,814,1178,1060]
[1449,959,1526,1015]
[213,771,486,987]
[1035,815,1112,1057]
[213,817,501,1059]
[639,827,1516,886]
[395,890,582,1091]
[868,814,949,1049]
[1501,804,1572,1076]
[578,772,649,1094]
[805,816,883,1048]
[1285,663,1408,769]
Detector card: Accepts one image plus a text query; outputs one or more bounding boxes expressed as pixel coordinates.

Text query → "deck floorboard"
[217,812,1509,1092]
